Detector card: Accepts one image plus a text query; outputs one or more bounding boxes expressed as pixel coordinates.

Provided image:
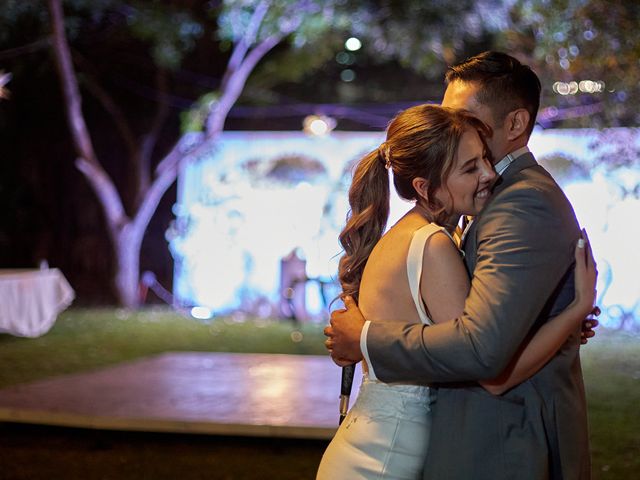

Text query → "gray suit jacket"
[367,153,590,479]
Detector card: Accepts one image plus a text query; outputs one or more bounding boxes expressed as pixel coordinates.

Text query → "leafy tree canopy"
[1,0,505,112]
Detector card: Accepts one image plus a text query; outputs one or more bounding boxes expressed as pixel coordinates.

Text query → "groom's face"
[442,80,508,163]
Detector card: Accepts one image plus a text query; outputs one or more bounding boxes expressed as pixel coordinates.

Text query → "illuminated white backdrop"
[169,129,640,329]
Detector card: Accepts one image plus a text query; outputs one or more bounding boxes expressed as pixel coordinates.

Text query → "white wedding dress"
[317,224,446,480]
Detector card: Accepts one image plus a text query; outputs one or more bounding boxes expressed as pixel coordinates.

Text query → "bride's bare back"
[359,210,440,324]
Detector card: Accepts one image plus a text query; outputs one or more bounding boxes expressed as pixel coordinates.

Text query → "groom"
[325,52,592,479]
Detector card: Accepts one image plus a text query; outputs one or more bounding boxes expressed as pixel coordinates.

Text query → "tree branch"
[133,132,207,235]
[75,56,139,160]
[47,0,99,166]
[76,157,129,235]
[132,155,181,236]
[206,33,283,134]
[153,31,284,177]
[81,71,145,213]
[0,37,51,60]
[154,131,203,176]
[48,0,127,230]
[222,1,270,90]
[139,68,170,198]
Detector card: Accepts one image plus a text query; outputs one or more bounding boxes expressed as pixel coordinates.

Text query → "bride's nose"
[479,159,496,183]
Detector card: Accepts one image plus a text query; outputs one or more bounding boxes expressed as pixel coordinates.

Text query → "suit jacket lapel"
[491,152,538,196]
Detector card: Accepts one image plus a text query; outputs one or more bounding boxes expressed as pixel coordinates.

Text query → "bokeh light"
[340,69,356,82]
[344,37,361,51]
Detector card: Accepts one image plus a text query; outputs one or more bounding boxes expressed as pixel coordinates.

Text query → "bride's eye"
[464,162,478,174]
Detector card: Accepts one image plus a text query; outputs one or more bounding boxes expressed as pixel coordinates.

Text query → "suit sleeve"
[366,182,579,383]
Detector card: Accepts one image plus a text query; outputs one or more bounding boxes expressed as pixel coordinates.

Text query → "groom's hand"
[324,296,365,366]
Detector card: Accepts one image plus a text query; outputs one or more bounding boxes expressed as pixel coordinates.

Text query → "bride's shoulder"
[422,228,460,257]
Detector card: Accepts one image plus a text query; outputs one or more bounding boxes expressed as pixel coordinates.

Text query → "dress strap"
[406,224,456,325]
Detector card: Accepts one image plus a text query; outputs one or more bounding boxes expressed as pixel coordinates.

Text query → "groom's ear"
[412,177,430,202]
[506,108,530,140]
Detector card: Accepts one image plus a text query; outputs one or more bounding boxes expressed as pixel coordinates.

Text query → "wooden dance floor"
[0,352,362,439]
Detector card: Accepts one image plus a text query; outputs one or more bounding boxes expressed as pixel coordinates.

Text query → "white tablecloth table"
[0,268,75,338]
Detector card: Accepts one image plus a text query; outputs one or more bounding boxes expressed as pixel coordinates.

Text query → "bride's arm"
[479,234,597,395]
[422,231,597,396]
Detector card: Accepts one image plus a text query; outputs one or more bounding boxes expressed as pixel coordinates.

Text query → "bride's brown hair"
[338,104,488,301]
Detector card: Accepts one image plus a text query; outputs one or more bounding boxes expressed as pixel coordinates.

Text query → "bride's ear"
[412,177,430,203]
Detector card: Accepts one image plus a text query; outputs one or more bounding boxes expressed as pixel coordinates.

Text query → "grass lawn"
[579,328,640,478]
[0,308,638,479]
[0,308,327,388]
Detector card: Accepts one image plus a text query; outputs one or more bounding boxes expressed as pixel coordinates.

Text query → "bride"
[316,104,597,479]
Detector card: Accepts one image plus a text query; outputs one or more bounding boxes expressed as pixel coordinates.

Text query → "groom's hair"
[445,51,541,137]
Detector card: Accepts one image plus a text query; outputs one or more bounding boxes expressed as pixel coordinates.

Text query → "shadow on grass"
[0,423,329,480]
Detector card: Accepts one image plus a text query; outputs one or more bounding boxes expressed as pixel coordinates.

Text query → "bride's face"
[435,128,496,217]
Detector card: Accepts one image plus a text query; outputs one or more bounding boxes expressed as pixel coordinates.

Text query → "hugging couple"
[319,51,599,480]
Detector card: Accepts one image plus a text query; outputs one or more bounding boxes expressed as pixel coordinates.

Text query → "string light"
[303,115,336,136]
[552,80,605,95]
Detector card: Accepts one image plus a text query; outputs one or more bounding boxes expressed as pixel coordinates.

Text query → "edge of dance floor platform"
[0,352,362,440]
[0,407,336,439]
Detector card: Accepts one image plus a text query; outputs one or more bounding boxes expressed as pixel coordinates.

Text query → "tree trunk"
[113,223,144,309]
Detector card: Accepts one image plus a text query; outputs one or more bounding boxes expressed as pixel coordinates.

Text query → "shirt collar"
[494,146,530,176]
